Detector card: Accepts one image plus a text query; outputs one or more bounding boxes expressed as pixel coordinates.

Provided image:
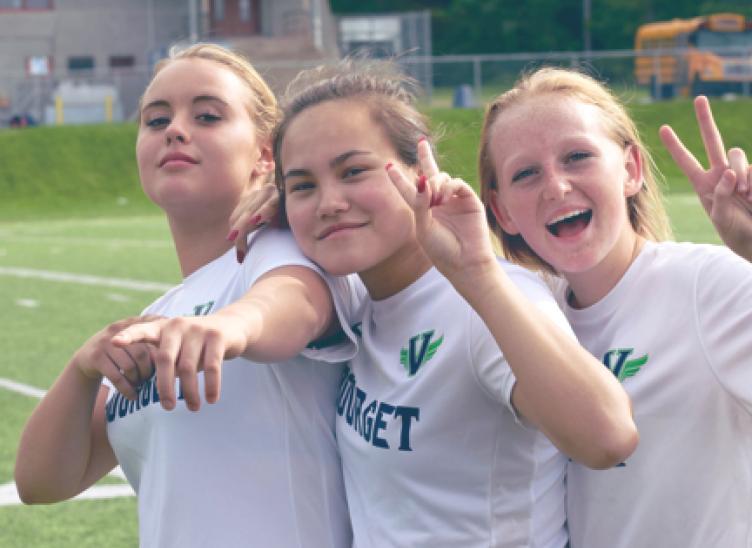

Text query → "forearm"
[15,361,114,503]
[449,262,637,469]
[220,267,333,363]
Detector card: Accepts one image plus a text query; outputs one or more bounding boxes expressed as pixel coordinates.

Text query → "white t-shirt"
[561,241,752,548]
[105,228,360,548]
[335,263,570,548]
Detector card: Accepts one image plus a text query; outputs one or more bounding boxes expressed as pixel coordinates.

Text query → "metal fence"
[402,46,752,107]
[3,46,752,126]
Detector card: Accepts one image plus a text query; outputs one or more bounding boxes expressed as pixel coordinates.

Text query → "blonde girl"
[16,44,355,548]
[479,67,752,548]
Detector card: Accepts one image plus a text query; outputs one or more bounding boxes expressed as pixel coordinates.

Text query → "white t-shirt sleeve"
[468,306,516,410]
[695,247,752,415]
[301,273,365,363]
[468,263,577,414]
[241,228,324,287]
[246,228,360,363]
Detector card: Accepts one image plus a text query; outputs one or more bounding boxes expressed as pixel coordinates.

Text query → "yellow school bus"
[635,13,752,99]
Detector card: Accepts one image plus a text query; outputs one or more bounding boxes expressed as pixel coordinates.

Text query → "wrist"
[444,257,505,304]
[214,308,261,356]
[69,354,104,385]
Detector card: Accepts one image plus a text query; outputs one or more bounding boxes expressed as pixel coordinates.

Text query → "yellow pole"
[105,95,112,123]
[55,96,63,124]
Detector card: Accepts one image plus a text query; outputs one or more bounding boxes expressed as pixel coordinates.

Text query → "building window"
[25,0,52,8]
[109,55,134,69]
[213,0,224,21]
[0,0,53,8]
[27,55,52,76]
[239,0,251,22]
[68,56,94,72]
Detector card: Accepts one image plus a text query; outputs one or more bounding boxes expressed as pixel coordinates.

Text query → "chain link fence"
[3,46,752,126]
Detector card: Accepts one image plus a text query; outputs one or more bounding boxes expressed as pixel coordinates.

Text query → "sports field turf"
[0,100,732,546]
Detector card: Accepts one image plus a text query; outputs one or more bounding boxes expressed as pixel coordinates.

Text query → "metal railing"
[3,46,752,126]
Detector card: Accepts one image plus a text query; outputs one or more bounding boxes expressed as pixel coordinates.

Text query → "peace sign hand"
[386,139,497,281]
[659,95,752,261]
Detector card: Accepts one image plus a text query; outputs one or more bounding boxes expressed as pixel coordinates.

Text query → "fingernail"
[430,194,442,207]
[250,214,262,226]
[385,162,393,171]
[417,175,427,193]
[418,136,426,144]
[226,229,239,242]
[236,248,245,264]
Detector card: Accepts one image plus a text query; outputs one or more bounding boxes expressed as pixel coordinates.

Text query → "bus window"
[635,13,752,99]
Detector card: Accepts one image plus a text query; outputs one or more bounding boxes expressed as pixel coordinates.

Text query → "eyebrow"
[141,95,229,112]
[283,149,370,181]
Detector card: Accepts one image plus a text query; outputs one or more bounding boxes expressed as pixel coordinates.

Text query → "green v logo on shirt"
[400,330,443,377]
[602,348,648,382]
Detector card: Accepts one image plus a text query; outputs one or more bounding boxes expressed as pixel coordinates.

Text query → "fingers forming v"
[694,95,726,169]
[659,125,704,183]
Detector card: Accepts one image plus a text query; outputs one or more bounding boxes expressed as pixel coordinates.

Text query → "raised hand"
[72,316,159,401]
[111,314,249,412]
[659,95,752,260]
[386,139,496,280]
[702,167,752,261]
[226,178,280,263]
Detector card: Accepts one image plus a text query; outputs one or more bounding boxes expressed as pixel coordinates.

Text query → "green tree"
[331,0,752,54]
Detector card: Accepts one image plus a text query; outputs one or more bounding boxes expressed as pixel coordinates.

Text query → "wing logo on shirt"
[192,301,215,316]
[602,348,648,382]
[400,330,443,377]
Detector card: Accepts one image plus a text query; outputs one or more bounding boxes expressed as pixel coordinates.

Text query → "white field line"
[0,378,46,399]
[0,235,172,249]
[0,216,165,230]
[0,377,134,506]
[0,267,172,293]
[0,482,136,507]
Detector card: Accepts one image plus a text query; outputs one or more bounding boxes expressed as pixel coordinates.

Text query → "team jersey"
[334,262,570,548]
[561,241,752,548]
[105,228,360,548]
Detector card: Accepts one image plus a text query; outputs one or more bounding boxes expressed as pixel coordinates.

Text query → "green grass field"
[0,100,732,546]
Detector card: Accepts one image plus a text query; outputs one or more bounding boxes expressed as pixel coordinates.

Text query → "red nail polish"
[250,214,262,226]
[226,229,239,242]
[236,248,245,264]
[385,162,393,171]
[417,175,427,193]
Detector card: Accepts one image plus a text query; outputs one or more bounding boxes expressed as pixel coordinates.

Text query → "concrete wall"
[0,0,189,121]
[0,0,338,123]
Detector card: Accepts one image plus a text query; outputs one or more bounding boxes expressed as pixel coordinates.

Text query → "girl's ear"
[623,144,644,198]
[488,189,521,235]
[253,143,274,178]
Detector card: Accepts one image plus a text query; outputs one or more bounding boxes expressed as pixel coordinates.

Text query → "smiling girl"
[268,62,637,547]
[15,44,356,548]
[479,67,752,548]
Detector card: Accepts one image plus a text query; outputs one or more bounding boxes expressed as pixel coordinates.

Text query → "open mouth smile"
[546,209,592,237]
